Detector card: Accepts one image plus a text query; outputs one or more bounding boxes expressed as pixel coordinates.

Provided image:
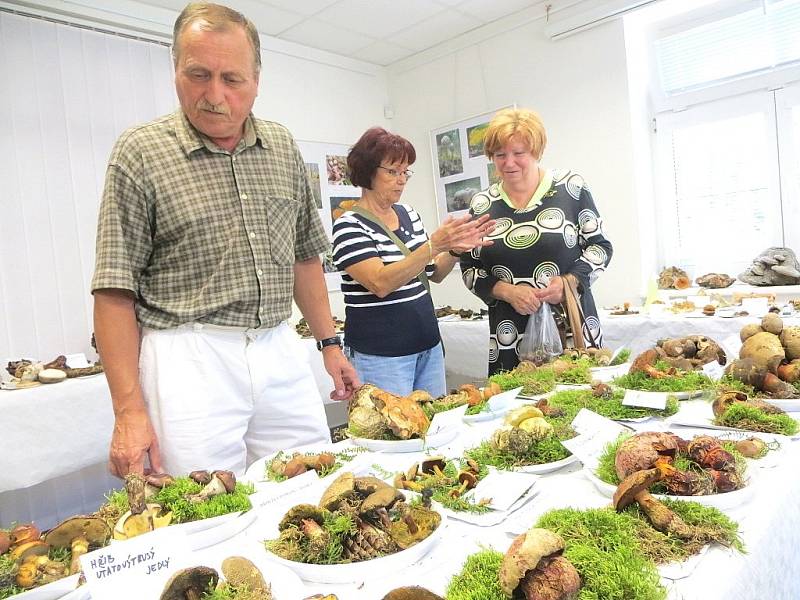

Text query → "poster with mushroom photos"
[429,105,514,225]
[297,140,359,291]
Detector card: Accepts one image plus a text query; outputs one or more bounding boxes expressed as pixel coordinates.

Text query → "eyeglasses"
[378,166,413,179]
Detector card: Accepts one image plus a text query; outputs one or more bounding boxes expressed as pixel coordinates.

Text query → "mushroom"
[9,540,50,563]
[449,471,478,498]
[160,566,219,600]
[113,472,173,540]
[9,524,41,546]
[144,473,175,500]
[188,470,212,485]
[735,437,767,458]
[277,504,330,555]
[498,527,581,599]
[419,456,447,477]
[361,487,401,529]
[319,472,355,510]
[44,516,110,574]
[38,368,67,384]
[185,470,236,504]
[220,556,271,598]
[612,468,694,539]
[282,456,309,478]
[15,554,69,589]
[0,530,9,554]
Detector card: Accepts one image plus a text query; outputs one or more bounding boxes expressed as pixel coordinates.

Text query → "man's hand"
[537,276,565,305]
[108,409,164,478]
[322,346,360,401]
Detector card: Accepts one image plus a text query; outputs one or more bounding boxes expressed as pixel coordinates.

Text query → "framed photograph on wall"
[298,140,359,291]
[430,105,513,224]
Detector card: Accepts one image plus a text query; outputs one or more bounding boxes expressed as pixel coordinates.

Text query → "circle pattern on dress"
[505,223,540,249]
[488,337,499,363]
[490,217,514,238]
[496,320,519,347]
[583,244,608,265]
[491,265,515,282]
[536,207,565,230]
[463,267,476,289]
[470,192,492,214]
[583,315,601,341]
[566,173,585,200]
[578,209,599,234]
[563,223,578,248]
[533,262,560,287]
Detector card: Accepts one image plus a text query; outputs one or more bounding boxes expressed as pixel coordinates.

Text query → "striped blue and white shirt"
[332,203,440,356]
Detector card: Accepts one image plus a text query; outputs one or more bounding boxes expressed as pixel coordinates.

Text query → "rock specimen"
[739,247,800,286]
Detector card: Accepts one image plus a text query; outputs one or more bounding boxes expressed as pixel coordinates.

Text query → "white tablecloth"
[0,375,118,529]
[438,314,800,381]
[231,402,800,600]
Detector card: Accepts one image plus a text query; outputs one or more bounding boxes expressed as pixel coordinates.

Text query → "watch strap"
[316,335,342,351]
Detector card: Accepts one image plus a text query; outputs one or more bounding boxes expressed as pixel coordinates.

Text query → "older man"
[92,2,358,478]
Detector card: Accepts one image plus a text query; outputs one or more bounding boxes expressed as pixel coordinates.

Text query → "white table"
[228,401,800,600]
[0,375,118,529]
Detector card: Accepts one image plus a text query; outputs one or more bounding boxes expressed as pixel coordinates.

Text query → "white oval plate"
[764,397,800,412]
[584,468,755,510]
[349,427,458,453]
[590,362,630,382]
[243,441,350,484]
[514,453,578,475]
[259,512,447,584]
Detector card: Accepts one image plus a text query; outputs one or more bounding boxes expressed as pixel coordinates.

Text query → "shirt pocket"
[266,195,300,265]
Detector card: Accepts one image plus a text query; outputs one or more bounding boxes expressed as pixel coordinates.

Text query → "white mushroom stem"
[69,536,89,575]
[186,475,229,504]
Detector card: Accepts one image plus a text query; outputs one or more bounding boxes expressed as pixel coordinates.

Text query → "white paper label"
[562,409,630,468]
[471,470,537,512]
[622,390,668,410]
[740,297,769,317]
[721,334,743,362]
[701,360,725,381]
[487,387,522,412]
[80,527,190,600]
[65,353,91,369]
[428,404,468,434]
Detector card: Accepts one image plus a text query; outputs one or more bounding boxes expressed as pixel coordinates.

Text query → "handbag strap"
[350,204,431,294]
[560,274,598,350]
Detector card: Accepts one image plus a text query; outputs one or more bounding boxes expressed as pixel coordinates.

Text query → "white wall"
[0,5,386,358]
[385,17,641,310]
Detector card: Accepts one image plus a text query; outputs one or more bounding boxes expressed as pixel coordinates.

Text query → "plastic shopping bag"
[518,303,563,365]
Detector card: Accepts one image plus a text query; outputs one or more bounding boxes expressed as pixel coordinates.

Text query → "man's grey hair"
[172,2,261,73]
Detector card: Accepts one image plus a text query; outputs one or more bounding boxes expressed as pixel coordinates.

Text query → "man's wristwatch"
[316,335,342,351]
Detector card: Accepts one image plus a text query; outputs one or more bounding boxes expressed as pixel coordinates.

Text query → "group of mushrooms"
[159,556,272,600]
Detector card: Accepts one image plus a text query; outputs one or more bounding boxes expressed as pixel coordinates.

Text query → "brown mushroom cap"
[220,556,269,594]
[419,456,447,475]
[9,540,50,562]
[278,504,328,531]
[319,472,355,510]
[382,587,445,600]
[457,471,478,489]
[145,473,175,489]
[361,487,401,513]
[211,470,237,493]
[354,476,393,495]
[498,528,565,597]
[189,470,212,485]
[9,524,41,545]
[0,531,9,554]
[612,468,661,511]
[160,566,218,600]
[44,516,110,549]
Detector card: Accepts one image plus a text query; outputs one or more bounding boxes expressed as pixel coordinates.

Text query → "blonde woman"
[459,108,613,375]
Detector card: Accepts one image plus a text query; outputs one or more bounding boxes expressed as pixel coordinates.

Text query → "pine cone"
[342,522,396,561]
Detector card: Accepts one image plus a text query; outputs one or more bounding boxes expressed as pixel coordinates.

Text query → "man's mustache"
[197,101,229,115]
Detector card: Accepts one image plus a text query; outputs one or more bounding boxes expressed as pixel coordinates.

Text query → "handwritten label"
[487,387,522,413]
[80,527,190,600]
[622,390,668,410]
[562,409,629,469]
[65,353,91,369]
[428,404,468,434]
[701,360,725,381]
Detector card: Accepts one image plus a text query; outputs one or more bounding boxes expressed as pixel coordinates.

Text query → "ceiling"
[134,0,554,66]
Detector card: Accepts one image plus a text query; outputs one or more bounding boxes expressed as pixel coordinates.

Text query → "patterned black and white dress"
[460,169,613,375]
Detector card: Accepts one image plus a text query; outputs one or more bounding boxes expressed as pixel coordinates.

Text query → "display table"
[230,401,800,599]
[0,375,117,529]
[438,314,800,381]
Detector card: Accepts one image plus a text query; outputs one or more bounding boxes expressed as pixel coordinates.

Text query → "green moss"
[406,459,491,513]
[610,348,631,366]
[0,553,21,600]
[489,368,556,396]
[465,426,574,470]
[595,434,628,485]
[557,359,593,384]
[444,549,504,600]
[612,369,714,393]
[106,477,254,523]
[715,403,799,435]
[347,423,399,440]
[464,401,490,416]
[548,389,679,421]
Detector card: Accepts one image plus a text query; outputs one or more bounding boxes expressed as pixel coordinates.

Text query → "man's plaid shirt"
[92,110,329,329]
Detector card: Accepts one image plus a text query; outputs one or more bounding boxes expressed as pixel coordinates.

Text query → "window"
[648,0,800,279]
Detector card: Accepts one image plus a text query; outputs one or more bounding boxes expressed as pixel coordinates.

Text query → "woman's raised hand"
[430,214,496,255]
